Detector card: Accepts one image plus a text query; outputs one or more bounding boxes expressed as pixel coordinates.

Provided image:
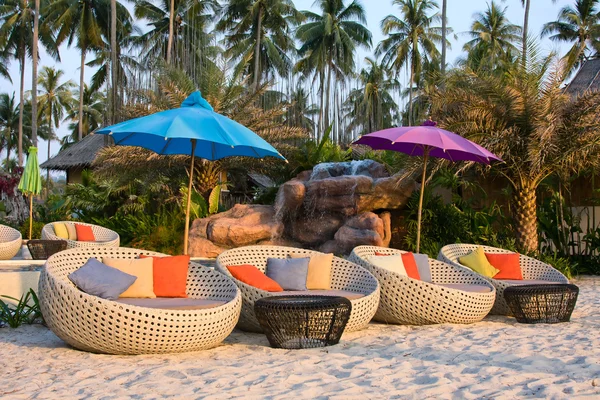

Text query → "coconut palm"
[37,66,74,190]
[521,0,557,64]
[0,0,58,165]
[0,52,10,81]
[0,92,33,169]
[286,87,318,134]
[463,1,522,71]
[218,0,302,89]
[376,0,444,126]
[296,0,372,138]
[45,0,131,141]
[344,57,400,137]
[64,84,106,142]
[432,50,600,252]
[441,0,447,74]
[541,0,600,75]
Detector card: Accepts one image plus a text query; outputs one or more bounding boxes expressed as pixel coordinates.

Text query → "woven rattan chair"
[41,221,120,249]
[216,245,380,333]
[0,224,22,260]
[39,247,242,355]
[349,246,496,325]
[438,244,569,315]
[27,239,67,260]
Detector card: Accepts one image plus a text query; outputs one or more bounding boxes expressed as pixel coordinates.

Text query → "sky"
[0,0,573,166]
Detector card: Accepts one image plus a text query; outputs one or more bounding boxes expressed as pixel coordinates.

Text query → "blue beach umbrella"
[96,91,286,254]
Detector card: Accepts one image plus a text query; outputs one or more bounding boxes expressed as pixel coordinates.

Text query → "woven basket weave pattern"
[437,244,569,315]
[41,221,120,249]
[349,246,496,325]
[0,224,21,260]
[216,245,380,333]
[39,247,242,354]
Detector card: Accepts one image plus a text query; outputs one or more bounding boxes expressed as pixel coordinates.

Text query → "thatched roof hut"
[565,58,600,97]
[41,134,113,184]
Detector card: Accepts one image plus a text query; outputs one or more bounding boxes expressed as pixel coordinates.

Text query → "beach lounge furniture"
[349,246,496,325]
[41,221,120,248]
[216,245,380,333]
[438,244,569,315]
[38,247,242,354]
[0,224,22,260]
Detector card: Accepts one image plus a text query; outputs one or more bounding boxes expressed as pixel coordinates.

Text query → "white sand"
[1,277,599,399]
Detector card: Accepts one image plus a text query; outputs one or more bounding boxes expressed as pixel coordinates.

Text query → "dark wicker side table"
[254,295,352,349]
[504,284,579,324]
[27,240,67,260]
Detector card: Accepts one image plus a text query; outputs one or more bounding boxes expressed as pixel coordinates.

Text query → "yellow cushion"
[458,247,499,278]
[65,223,77,240]
[53,223,69,239]
[289,252,333,290]
[102,257,156,298]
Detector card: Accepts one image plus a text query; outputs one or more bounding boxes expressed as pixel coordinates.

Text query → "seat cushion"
[437,283,493,293]
[115,298,226,310]
[269,290,365,301]
[75,224,96,241]
[498,279,565,285]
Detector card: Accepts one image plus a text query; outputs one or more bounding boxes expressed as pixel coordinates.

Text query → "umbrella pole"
[183,139,197,255]
[29,194,33,240]
[416,150,430,254]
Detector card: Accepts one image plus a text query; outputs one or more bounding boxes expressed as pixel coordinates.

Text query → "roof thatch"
[41,134,113,170]
[565,58,600,97]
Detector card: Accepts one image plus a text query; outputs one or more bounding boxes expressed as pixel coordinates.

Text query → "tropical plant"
[0,289,43,328]
[462,1,522,71]
[344,57,400,138]
[290,125,351,174]
[541,0,600,75]
[376,0,444,126]
[218,0,302,89]
[296,0,372,138]
[432,49,600,252]
[286,86,318,134]
[0,92,32,168]
[63,85,106,142]
[521,0,557,64]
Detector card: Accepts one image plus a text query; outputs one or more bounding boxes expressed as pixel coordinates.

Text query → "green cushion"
[458,246,499,278]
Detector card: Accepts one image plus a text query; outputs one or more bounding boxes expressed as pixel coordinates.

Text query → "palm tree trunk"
[46,131,51,197]
[441,0,447,75]
[324,62,332,132]
[253,6,263,90]
[514,179,538,253]
[522,0,530,65]
[31,0,40,147]
[317,71,324,141]
[166,0,175,64]
[78,48,86,141]
[110,0,118,124]
[408,59,415,126]
[18,47,25,167]
[5,131,11,169]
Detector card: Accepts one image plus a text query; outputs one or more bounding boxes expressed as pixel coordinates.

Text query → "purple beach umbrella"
[353,124,502,252]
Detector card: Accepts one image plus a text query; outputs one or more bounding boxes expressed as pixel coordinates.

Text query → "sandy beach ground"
[1,277,599,399]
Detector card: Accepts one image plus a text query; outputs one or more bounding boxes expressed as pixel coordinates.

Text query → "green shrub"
[0,289,43,328]
[18,219,45,240]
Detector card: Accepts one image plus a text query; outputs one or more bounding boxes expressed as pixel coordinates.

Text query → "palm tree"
[441,0,447,74]
[286,86,318,134]
[376,0,444,126]
[0,0,58,165]
[0,93,19,168]
[463,1,522,71]
[45,0,131,141]
[541,0,600,75]
[37,66,74,190]
[344,57,400,137]
[64,84,106,142]
[296,0,372,137]
[433,50,600,252]
[218,0,302,89]
[521,0,557,64]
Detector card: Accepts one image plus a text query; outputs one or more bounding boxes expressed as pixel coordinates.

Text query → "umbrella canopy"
[96,91,284,161]
[96,91,285,254]
[353,125,501,253]
[18,147,42,240]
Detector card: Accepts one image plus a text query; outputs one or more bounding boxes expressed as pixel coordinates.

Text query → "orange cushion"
[401,253,421,280]
[227,265,283,292]
[75,224,96,241]
[485,253,522,280]
[140,254,189,298]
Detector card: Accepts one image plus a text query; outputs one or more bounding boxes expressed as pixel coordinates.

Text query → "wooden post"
[416,149,430,253]
[29,194,33,240]
[183,139,197,255]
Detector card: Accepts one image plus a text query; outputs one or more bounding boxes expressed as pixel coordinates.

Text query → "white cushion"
[413,253,431,282]
[115,298,226,310]
[368,254,407,276]
[437,283,493,293]
[499,279,565,285]
[269,290,365,300]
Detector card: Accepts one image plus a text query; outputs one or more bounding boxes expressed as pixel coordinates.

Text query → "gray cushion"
[270,290,365,301]
[436,283,493,293]
[68,258,137,300]
[499,279,565,285]
[115,298,226,310]
[266,257,310,291]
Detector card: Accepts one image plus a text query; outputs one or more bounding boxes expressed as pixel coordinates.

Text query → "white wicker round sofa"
[349,246,496,325]
[39,247,242,354]
[0,224,22,260]
[41,221,120,248]
[216,245,380,333]
[438,244,569,315]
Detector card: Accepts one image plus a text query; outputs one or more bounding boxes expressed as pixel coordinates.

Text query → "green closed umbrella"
[18,147,42,240]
